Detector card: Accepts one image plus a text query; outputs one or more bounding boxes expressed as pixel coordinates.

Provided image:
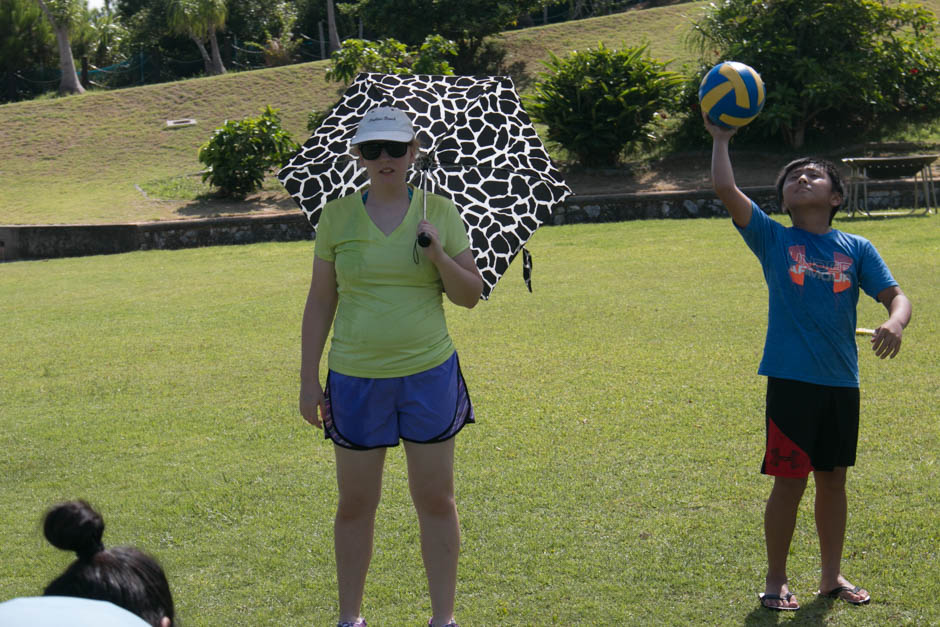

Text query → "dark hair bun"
[44,500,105,560]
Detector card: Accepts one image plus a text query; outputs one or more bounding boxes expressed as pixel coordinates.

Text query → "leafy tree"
[526,42,683,166]
[293,0,356,54]
[34,0,85,94]
[69,4,131,77]
[1,0,55,73]
[691,0,940,148]
[120,0,309,79]
[324,35,457,83]
[114,0,197,84]
[343,0,546,74]
[231,0,299,66]
[198,106,299,197]
[227,0,296,49]
[166,0,226,75]
[85,6,131,69]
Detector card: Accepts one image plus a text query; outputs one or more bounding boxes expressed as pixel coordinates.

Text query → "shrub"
[307,106,331,133]
[198,106,299,198]
[324,35,457,84]
[526,43,683,167]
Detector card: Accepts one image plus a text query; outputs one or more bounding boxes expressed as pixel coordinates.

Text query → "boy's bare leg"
[815,468,869,602]
[334,445,387,623]
[763,475,807,608]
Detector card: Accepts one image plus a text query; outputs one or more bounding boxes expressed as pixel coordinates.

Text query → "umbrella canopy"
[278,72,572,299]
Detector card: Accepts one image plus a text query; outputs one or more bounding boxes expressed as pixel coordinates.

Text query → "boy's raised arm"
[705,115,753,228]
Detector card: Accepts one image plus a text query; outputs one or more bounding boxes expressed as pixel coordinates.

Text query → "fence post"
[318,22,326,59]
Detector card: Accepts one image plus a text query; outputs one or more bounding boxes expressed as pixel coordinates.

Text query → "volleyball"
[698,61,765,128]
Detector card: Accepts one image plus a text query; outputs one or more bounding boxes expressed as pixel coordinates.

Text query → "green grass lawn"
[1,216,937,625]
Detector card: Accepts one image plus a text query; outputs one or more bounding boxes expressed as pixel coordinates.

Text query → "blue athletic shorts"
[322,352,474,450]
[762,377,860,477]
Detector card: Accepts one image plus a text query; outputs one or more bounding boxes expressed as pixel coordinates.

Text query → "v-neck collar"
[359,187,415,238]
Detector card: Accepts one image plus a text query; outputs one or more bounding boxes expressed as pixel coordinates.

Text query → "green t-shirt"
[314,188,472,378]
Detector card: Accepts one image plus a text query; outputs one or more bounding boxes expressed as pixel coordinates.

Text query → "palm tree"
[34,0,85,95]
[167,0,227,75]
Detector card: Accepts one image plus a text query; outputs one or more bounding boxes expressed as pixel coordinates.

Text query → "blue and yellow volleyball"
[698,61,765,128]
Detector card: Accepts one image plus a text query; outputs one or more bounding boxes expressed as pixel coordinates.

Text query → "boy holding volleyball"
[704,115,912,611]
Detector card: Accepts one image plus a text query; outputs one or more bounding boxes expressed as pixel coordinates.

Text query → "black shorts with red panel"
[762,377,860,478]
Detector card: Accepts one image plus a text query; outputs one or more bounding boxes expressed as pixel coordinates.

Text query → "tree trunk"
[208,28,226,75]
[569,0,587,20]
[191,36,212,74]
[53,24,84,94]
[792,126,805,149]
[783,124,806,149]
[35,0,85,95]
[326,0,340,53]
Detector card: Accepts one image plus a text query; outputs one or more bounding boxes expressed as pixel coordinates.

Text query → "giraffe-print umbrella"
[277,72,572,299]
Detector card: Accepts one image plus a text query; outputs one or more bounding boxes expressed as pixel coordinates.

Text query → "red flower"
[910,68,919,74]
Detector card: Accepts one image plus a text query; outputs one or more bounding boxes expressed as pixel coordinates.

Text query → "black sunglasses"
[358,141,410,160]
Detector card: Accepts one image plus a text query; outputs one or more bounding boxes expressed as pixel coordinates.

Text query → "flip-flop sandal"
[820,585,871,605]
[759,591,800,611]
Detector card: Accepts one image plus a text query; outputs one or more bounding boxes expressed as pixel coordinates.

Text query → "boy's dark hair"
[775,157,846,225]
[42,500,175,627]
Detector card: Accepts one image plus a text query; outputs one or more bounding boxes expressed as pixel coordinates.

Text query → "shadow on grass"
[744,595,843,625]
[174,192,298,219]
[138,173,301,220]
[838,211,936,222]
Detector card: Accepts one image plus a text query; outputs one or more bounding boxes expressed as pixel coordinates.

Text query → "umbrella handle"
[418,170,431,247]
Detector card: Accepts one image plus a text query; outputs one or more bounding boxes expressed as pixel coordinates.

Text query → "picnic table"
[841,154,938,217]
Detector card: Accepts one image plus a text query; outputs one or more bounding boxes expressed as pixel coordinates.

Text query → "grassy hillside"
[1,0,938,225]
[0,62,339,224]
[503,0,708,82]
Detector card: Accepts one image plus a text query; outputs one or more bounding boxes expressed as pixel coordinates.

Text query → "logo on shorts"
[788,246,852,293]
[769,447,803,470]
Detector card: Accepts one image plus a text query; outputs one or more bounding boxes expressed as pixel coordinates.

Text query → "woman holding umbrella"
[299,106,482,627]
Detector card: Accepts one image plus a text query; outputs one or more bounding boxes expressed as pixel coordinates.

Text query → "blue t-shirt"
[736,203,897,387]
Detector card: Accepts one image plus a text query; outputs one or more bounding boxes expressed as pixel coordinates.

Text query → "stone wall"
[555,186,778,224]
[1,213,313,262]
[0,180,931,262]
[138,213,313,250]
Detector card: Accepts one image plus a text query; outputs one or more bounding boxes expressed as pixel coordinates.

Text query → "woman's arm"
[299,256,339,427]
[418,219,483,308]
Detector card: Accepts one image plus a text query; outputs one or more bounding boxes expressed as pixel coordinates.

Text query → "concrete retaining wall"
[0,180,929,263]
